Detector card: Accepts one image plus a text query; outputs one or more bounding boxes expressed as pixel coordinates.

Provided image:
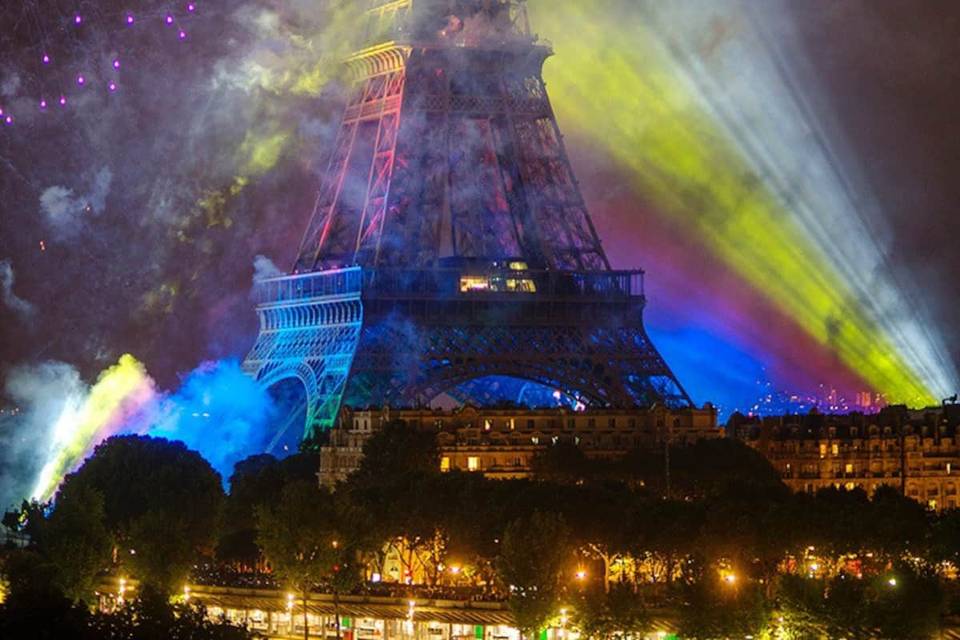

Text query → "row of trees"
[207,425,960,638]
[4,426,960,638]
[0,437,250,639]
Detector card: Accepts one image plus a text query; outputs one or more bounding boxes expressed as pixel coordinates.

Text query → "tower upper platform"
[359,0,533,51]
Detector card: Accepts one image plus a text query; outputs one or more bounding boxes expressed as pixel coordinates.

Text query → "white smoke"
[38,166,113,239]
[253,254,284,281]
[0,72,20,98]
[0,361,86,510]
[0,259,35,320]
[88,167,113,215]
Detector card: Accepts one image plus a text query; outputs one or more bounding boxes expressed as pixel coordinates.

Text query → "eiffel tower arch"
[243,0,692,439]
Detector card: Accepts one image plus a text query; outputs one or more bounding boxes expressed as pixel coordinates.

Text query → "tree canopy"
[55,435,225,593]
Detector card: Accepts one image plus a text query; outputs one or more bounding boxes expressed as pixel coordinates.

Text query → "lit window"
[505,278,536,292]
[440,457,450,472]
[832,443,839,456]
[845,463,854,474]
[509,418,515,431]
[460,276,490,292]
[484,419,492,431]
[467,456,480,472]
[509,261,529,271]
[819,443,827,458]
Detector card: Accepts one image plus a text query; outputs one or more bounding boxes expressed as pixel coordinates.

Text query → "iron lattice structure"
[244,0,691,437]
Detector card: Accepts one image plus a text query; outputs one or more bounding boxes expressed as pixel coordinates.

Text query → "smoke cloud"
[0,259,35,320]
[135,360,279,483]
[253,254,284,282]
[1,360,87,510]
[0,354,276,511]
[38,167,113,239]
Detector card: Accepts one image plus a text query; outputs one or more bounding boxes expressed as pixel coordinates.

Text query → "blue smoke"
[142,360,279,482]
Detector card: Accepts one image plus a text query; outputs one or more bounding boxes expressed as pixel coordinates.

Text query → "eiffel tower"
[244,0,691,440]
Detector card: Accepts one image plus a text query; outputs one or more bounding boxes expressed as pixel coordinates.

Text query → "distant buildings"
[733,379,886,419]
[731,403,960,510]
[318,404,721,487]
[318,397,960,512]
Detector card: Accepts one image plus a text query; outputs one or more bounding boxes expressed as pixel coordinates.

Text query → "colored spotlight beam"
[640,0,958,400]
[529,1,952,405]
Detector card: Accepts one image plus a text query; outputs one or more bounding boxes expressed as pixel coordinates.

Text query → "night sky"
[1,0,959,418]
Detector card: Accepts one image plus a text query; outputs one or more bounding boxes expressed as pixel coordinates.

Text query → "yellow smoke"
[32,354,156,502]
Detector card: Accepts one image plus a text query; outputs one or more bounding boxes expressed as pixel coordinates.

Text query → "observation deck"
[252,266,645,308]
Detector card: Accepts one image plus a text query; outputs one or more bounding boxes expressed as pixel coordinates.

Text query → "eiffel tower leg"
[243,271,365,440]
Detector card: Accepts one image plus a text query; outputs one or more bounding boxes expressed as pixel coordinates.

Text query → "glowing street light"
[404,600,416,635]
[888,577,897,587]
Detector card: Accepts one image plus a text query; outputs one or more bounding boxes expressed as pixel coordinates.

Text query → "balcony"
[252,267,363,306]
[253,266,646,307]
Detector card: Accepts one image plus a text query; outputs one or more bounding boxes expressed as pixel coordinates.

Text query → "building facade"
[319,404,720,486]
[731,404,960,510]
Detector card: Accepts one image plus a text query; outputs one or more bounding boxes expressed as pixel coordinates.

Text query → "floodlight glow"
[529,0,958,405]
